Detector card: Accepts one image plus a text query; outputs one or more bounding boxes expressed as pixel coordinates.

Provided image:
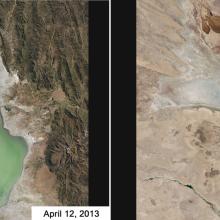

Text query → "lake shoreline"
[0,56,57,219]
[0,117,28,207]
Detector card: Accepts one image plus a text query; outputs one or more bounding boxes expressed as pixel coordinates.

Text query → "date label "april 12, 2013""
[32,207,110,220]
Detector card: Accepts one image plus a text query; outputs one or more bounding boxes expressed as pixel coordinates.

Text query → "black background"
[112,0,136,219]
[89,1,136,219]
[89,1,109,206]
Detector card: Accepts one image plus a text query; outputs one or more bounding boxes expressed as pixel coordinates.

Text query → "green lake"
[0,117,27,207]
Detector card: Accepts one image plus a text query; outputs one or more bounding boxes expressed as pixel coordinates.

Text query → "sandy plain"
[137,0,220,219]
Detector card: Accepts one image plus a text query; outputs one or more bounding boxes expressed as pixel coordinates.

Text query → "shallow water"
[0,116,27,207]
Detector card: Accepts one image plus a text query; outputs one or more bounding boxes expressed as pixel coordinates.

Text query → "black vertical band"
[89,1,109,206]
[112,0,136,219]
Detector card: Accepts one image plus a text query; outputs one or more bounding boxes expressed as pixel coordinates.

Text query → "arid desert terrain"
[137,0,220,219]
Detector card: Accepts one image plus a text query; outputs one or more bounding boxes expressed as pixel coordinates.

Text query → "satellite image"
[0,1,88,219]
[137,0,220,219]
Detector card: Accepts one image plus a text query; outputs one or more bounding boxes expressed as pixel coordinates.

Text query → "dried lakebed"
[0,116,27,207]
[137,0,220,219]
[152,78,220,110]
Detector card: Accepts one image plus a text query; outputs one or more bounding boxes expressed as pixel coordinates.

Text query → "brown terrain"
[138,0,220,219]
[0,1,88,219]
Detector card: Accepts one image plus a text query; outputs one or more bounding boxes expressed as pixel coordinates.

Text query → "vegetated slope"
[0,1,88,205]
